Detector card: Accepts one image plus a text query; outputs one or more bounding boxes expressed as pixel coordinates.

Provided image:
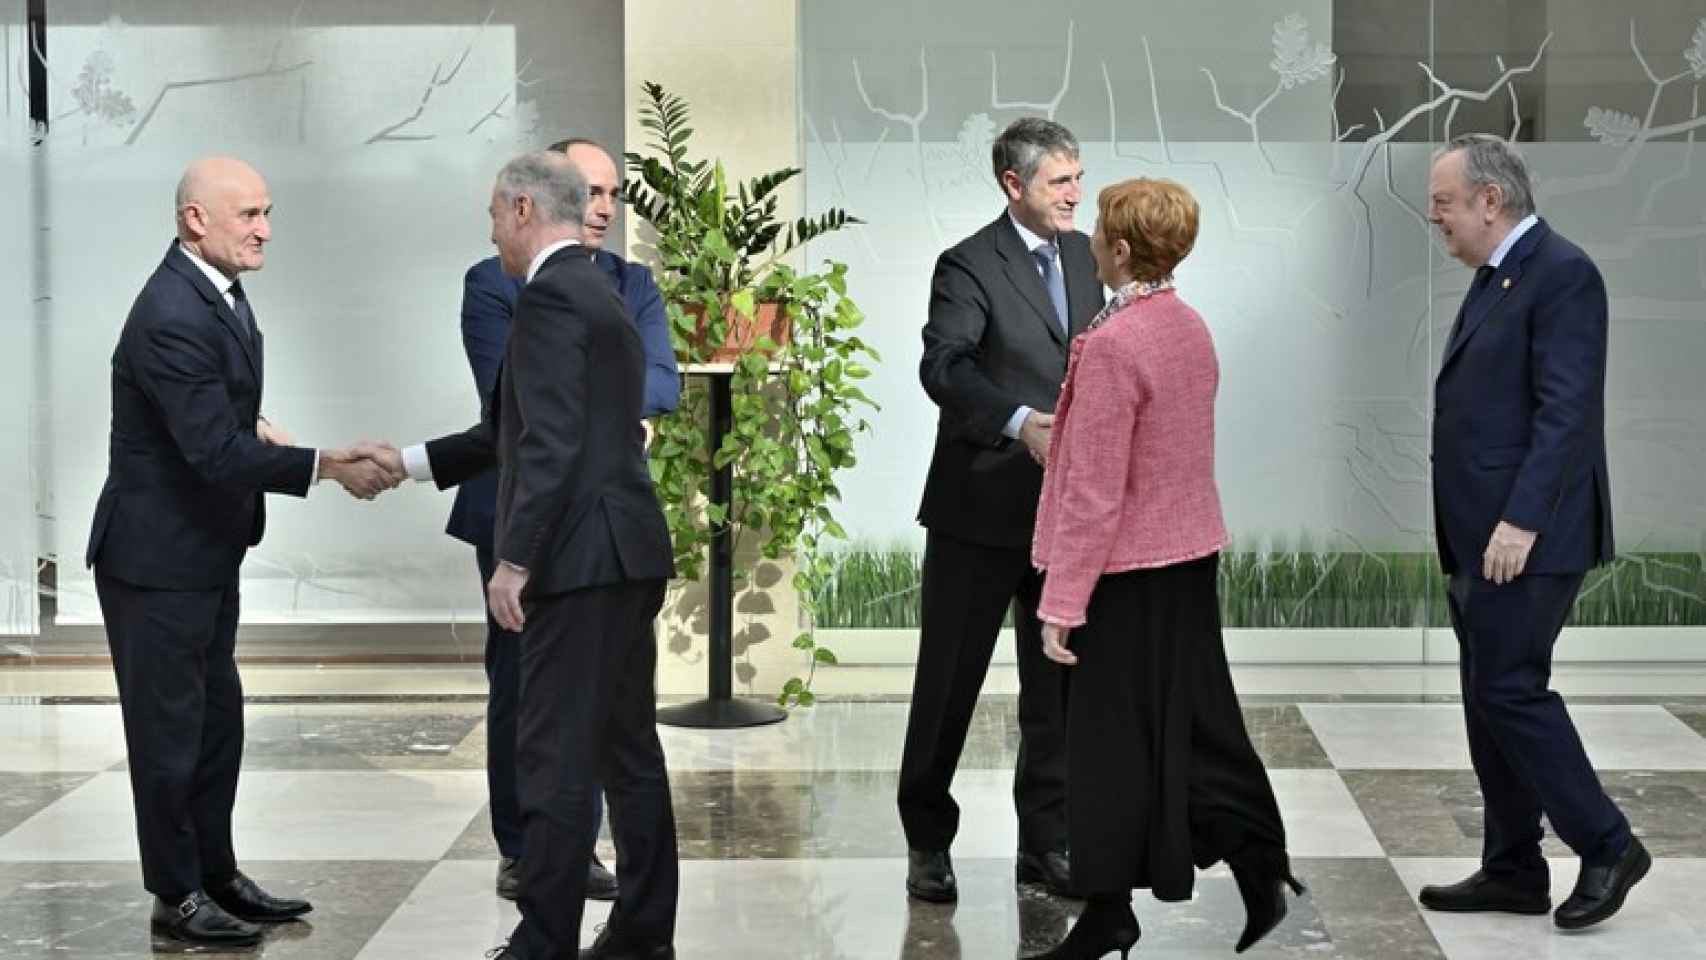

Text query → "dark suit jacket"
[917,213,1105,548]
[425,246,674,597]
[1433,218,1615,577]
[86,241,316,590]
[446,252,680,553]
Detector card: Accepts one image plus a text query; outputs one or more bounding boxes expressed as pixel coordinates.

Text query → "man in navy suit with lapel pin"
[1419,134,1647,931]
[88,156,398,947]
[448,138,679,903]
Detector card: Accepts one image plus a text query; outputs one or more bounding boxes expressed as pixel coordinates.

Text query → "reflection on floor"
[6,675,1706,957]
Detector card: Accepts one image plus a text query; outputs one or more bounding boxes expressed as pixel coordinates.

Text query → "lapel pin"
[1502,278,1512,289]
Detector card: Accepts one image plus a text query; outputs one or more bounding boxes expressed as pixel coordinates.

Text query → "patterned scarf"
[1087,276,1175,331]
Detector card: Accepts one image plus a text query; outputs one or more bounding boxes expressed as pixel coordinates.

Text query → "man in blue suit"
[448,138,680,902]
[1419,134,1646,931]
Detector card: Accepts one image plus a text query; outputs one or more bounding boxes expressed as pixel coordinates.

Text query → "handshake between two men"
[256,418,407,501]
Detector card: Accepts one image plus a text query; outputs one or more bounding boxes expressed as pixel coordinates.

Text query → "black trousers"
[1065,557,1286,901]
[509,578,676,960]
[476,547,603,861]
[1449,571,1631,881]
[897,529,1069,854]
[96,571,244,900]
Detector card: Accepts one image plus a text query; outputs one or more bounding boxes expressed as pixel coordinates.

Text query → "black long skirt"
[1063,553,1287,901]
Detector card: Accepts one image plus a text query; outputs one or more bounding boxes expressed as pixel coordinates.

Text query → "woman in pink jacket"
[1030,178,1302,959]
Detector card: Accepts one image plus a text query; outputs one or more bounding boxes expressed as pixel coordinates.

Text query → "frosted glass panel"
[36,2,625,638]
[802,0,1706,631]
[1,10,38,638]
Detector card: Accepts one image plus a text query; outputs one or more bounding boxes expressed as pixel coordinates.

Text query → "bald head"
[175,156,273,277]
[555,140,620,248]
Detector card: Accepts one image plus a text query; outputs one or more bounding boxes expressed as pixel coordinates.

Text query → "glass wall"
[21,1,624,654]
[801,0,1706,656]
[1,5,36,638]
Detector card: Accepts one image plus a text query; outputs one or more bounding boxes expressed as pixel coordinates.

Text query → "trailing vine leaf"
[1688,18,1706,80]
[1583,106,1642,146]
[1269,14,1335,90]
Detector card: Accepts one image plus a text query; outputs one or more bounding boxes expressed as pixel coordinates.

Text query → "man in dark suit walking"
[1419,134,1647,931]
[449,137,679,903]
[87,156,397,946]
[899,117,1105,902]
[390,151,677,960]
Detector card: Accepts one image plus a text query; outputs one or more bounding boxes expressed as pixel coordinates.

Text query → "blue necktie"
[1033,242,1069,334]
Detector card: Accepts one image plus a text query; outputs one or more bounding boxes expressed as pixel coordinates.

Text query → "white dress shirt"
[1486,214,1539,269]
[179,243,319,485]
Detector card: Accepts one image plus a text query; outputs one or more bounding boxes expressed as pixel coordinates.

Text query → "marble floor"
[4,692,1706,958]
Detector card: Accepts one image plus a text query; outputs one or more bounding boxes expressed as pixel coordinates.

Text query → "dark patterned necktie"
[1446,264,1496,348]
[229,279,259,351]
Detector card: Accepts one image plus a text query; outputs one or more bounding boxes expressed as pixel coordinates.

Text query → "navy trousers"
[1448,571,1630,884]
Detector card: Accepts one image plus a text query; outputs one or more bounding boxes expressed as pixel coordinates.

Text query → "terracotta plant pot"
[686,301,789,363]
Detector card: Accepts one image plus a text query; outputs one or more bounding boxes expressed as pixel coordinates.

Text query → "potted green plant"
[623,81,879,708]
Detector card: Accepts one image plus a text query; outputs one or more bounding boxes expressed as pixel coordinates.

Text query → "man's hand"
[319,446,400,500]
[256,417,294,446]
[487,561,530,632]
[350,440,407,484]
[1483,520,1538,585]
[1041,621,1078,666]
[1019,412,1054,466]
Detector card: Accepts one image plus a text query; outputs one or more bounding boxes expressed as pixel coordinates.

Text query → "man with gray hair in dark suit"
[1420,133,1646,932]
[898,117,1105,903]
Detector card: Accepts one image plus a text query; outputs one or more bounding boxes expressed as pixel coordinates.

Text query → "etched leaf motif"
[70,51,137,125]
[956,112,996,159]
[1686,18,1706,79]
[1270,14,1335,89]
[1584,106,1642,146]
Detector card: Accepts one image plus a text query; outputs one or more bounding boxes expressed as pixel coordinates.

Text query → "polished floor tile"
[1391,857,1706,958]
[2,689,1704,958]
[0,859,429,960]
[441,768,1378,862]
[0,771,487,862]
[1299,704,1706,770]
[236,705,485,770]
[1268,770,1386,858]
[0,772,94,837]
[1344,770,1706,859]
[0,705,129,773]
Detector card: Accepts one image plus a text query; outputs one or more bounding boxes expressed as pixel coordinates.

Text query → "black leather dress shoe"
[496,857,521,900]
[1555,837,1651,930]
[906,849,957,903]
[150,891,262,946]
[587,853,619,902]
[1017,849,1079,898]
[578,922,675,959]
[207,870,313,921]
[1418,869,1550,915]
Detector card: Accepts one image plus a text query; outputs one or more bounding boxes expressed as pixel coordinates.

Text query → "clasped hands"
[257,418,404,500]
[318,442,406,500]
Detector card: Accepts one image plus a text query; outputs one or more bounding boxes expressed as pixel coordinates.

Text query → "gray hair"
[1440,133,1536,219]
[991,117,1080,189]
[494,150,588,226]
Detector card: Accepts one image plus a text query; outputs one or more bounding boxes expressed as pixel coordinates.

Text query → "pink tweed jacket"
[1031,287,1229,627]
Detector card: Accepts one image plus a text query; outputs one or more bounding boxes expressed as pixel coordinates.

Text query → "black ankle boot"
[1028,896,1140,960]
[1228,846,1306,953]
